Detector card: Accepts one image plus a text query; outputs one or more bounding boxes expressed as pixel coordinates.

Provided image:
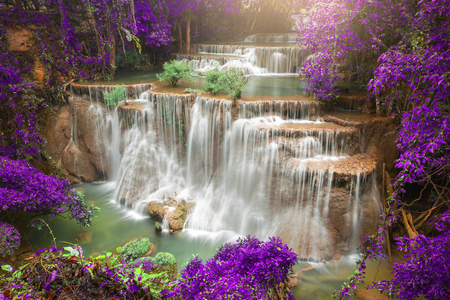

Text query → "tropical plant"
[103,85,127,106]
[0,245,172,299]
[220,67,251,101]
[156,60,195,87]
[205,67,226,94]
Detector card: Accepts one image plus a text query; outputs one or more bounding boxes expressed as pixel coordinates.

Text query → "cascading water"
[83,86,380,260]
[176,44,303,74]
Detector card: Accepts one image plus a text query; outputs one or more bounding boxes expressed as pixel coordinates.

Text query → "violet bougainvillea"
[164,236,298,299]
[0,221,21,258]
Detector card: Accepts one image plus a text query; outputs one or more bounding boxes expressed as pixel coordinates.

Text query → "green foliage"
[220,68,251,101]
[104,85,127,107]
[0,246,172,299]
[183,88,205,94]
[153,252,176,266]
[205,68,226,95]
[120,237,151,261]
[156,60,195,87]
[116,50,153,71]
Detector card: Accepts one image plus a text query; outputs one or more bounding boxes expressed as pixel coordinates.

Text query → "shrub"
[120,237,151,261]
[115,50,153,71]
[0,221,20,257]
[103,85,127,107]
[220,68,251,101]
[153,252,176,266]
[0,156,99,229]
[298,60,340,102]
[0,246,171,299]
[205,68,226,94]
[156,60,195,87]
[164,236,298,299]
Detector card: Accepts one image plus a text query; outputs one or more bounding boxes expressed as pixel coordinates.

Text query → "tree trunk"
[107,19,116,79]
[185,8,191,53]
[12,0,22,7]
[375,95,382,115]
[178,18,183,51]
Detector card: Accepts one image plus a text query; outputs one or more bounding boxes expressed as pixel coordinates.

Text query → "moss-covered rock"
[153,252,176,266]
[120,237,151,260]
[155,221,162,232]
[168,204,186,230]
[147,201,166,219]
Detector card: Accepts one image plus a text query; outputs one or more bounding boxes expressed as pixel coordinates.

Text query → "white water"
[180,44,302,74]
[81,88,380,260]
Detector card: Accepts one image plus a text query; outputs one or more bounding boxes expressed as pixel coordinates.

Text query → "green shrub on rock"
[104,85,127,107]
[205,68,226,95]
[220,68,250,101]
[156,60,195,87]
[153,252,176,266]
[120,237,151,260]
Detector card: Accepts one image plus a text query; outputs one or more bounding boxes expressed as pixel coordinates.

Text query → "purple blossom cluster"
[298,56,340,102]
[296,1,450,299]
[164,236,298,299]
[0,221,20,258]
[0,156,98,228]
[371,211,450,299]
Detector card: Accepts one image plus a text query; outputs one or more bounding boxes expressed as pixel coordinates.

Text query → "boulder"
[155,222,162,232]
[168,204,186,230]
[148,202,166,219]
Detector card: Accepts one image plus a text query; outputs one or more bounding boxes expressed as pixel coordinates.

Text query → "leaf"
[1,265,13,272]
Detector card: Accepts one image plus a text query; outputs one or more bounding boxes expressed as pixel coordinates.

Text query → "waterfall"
[190,44,302,74]
[81,88,380,261]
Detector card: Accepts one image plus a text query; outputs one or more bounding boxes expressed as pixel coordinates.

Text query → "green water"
[25,182,392,299]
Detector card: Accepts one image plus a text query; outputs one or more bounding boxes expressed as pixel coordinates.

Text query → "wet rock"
[168,204,186,230]
[143,243,157,257]
[155,222,162,232]
[61,141,98,182]
[164,197,178,207]
[148,202,166,219]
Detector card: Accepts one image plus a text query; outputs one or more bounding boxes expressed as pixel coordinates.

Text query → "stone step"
[285,154,377,178]
[241,117,359,158]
